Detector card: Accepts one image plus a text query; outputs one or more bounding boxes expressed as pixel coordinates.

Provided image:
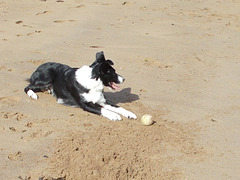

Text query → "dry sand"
[1,0,240,179]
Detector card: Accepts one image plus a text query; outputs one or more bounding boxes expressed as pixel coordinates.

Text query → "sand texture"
[1,0,240,179]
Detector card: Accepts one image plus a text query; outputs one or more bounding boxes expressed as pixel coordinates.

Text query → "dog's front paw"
[27,90,38,100]
[101,108,122,121]
[122,110,137,119]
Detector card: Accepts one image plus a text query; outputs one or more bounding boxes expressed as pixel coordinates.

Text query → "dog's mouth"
[109,82,120,90]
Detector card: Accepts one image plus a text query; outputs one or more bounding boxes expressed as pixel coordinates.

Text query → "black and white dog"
[24,51,137,121]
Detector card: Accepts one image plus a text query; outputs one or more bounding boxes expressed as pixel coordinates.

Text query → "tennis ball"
[141,114,153,126]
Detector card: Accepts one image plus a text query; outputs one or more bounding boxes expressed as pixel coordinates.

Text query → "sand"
[1,0,240,179]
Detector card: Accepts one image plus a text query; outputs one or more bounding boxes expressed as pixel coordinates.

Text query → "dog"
[24,51,137,121]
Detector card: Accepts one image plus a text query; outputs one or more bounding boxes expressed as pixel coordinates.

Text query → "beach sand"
[0,0,240,179]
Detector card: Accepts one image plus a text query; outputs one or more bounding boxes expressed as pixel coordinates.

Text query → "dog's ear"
[96,51,106,63]
[106,59,114,66]
[90,51,106,68]
[90,52,105,79]
[90,52,114,80]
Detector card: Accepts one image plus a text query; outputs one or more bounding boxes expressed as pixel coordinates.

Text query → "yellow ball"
[141,114,153,126]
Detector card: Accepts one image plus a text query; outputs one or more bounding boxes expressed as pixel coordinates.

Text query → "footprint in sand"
[0,65,14,72]
[90,45,103,49]
[21,129,53,142]
[74,4,86,8]
[54,20,76,23]
[9,126,25,133]
[15,21,23,24]
[27,30,42,36]
[0,96,21,106]
[1,111,28,121]
[36,10,52,16]
[27,59,46,66]
[8,151,22,161]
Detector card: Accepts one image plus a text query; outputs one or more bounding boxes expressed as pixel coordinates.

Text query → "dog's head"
[90,51,124,90]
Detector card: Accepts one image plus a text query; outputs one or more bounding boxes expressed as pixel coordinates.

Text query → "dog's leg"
[101,108,122,121]
[80,102,121,121]
[101,100,137,119]
[24,82,53,100]
[69,83,122,121]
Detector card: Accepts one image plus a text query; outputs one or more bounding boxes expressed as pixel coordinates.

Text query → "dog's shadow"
[104,87,139,104]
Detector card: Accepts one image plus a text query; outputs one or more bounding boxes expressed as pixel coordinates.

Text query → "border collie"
[24,51,137,121]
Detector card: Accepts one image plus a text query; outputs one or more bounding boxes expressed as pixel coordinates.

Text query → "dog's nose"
[118,75,125,83]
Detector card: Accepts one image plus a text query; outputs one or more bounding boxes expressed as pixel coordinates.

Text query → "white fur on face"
[75,66,106,104]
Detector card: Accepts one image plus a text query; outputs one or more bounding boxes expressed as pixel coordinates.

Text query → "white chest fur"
[82,87,106,104]
[75,66,106,104]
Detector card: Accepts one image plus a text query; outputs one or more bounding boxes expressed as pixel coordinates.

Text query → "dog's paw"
[123,110,137,119]
[27,90,38,100]
[101,108,122,121]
